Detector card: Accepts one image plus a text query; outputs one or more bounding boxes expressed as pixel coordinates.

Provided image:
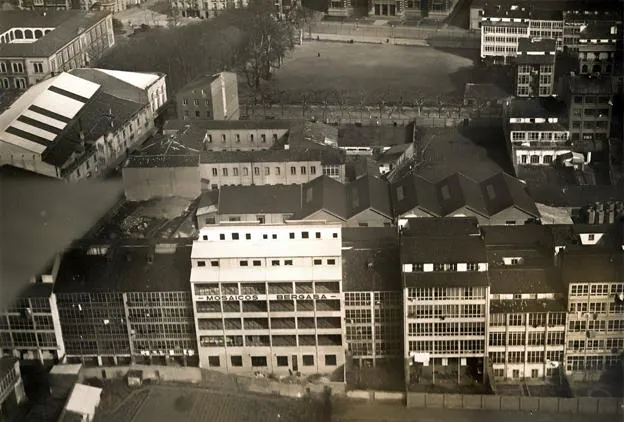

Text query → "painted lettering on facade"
[195,293,341,302]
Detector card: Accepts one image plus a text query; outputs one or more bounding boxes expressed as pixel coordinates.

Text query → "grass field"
[260,41,481,104]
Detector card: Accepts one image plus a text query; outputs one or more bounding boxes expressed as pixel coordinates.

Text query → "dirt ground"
[128,385,323,422]
[263,41,477,104]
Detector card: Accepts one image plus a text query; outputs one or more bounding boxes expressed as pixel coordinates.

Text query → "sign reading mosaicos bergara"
[195,294,341,302]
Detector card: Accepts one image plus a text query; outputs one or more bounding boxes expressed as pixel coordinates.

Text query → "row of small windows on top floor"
[205,133,278,144]
[211,165,317,177]
[200,230,339,241]
[196,258,338,268]
[570,283,624,296]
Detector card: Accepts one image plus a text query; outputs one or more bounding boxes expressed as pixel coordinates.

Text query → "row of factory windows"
[489,331,565,346]
[197,316,341,331]
[408,340,485,353]
[490,312,566,326]
[199,334,342,348]
[195,300,341,313]
[210,165,317,177]
[345,308,403,324]
[408,322,486,337]
[406,287,487,300]
[206,354,338,369]
[489,350,562,364]
[194,281,340,296]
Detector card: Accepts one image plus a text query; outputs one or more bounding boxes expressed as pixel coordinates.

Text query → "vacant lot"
[261,41,478,104]
[128,385,324,422]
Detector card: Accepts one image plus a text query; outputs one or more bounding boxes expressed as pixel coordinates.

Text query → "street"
[332,401,621,422]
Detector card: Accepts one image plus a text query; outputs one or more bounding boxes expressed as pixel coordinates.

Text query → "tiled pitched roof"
[436,173,489,216]
[391,172,441,216]
[0,11,110,58]
[392,171,538,219]
[480,172,539,217]
[297,175,348,220]
[218,184,301,215]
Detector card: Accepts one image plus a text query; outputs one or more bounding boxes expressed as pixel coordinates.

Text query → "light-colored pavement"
[332,401,622,422]
[312,21,478,41]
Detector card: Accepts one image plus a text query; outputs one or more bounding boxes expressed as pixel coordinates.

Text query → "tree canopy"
[97,0,307,96]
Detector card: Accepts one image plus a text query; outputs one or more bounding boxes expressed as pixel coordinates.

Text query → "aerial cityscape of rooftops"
[0,0,623,420]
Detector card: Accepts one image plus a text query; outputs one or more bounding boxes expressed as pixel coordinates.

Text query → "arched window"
[24,30,34,39]
[14,29,24,39]
[581,64,588,73]
[45,29,52,34]
[34,30,43,39]
[592,64,601,73]
[0,35,4,43]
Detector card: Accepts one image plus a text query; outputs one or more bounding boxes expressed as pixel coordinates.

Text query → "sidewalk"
[332,401,621,422]
[308,33,429,46]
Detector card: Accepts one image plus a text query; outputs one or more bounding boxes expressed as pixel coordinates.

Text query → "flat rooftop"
[337,124,413,148]
[342,240,401,292]
[54,241,193,294]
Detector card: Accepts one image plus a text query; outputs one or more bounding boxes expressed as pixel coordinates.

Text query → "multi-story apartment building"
[173,0,248,19]
[342,228,402,366]
[577,22,620,76]
[558,73,614,151]
[0,259,66,363]
[402,217,489,381]
[176,72,239,122]
[190,221,344,373]
[0,11,114,89]
[561,249,624,381]
[480,5,530,65]
[0,69,166,180]
[53,241,198,367]
[483,225,567,380]
[562,8,622,51]
[503,98,571,173]
[515,37,556,97]
[17,0,71,10]
[0,357,26,417]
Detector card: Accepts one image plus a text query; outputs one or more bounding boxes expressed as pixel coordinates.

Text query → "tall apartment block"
[402,218,489,384]
[190,221,344,373]
[342,228,402,366]
[53,241,197,367]
[483,225,567,380]
[515,37,556,97]
[559,74,614,151]
[561,250,624,381]
[503,98,570,174]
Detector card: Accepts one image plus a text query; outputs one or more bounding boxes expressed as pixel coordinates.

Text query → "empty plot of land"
[264,42,474,103]
[131,386,322,422]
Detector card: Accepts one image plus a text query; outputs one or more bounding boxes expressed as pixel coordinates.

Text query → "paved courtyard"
[264,41,476,104]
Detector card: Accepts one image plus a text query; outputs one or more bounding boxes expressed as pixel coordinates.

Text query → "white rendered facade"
[190,221,345,374]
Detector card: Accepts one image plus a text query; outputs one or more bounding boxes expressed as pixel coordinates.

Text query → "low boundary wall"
[405,393,623,415]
